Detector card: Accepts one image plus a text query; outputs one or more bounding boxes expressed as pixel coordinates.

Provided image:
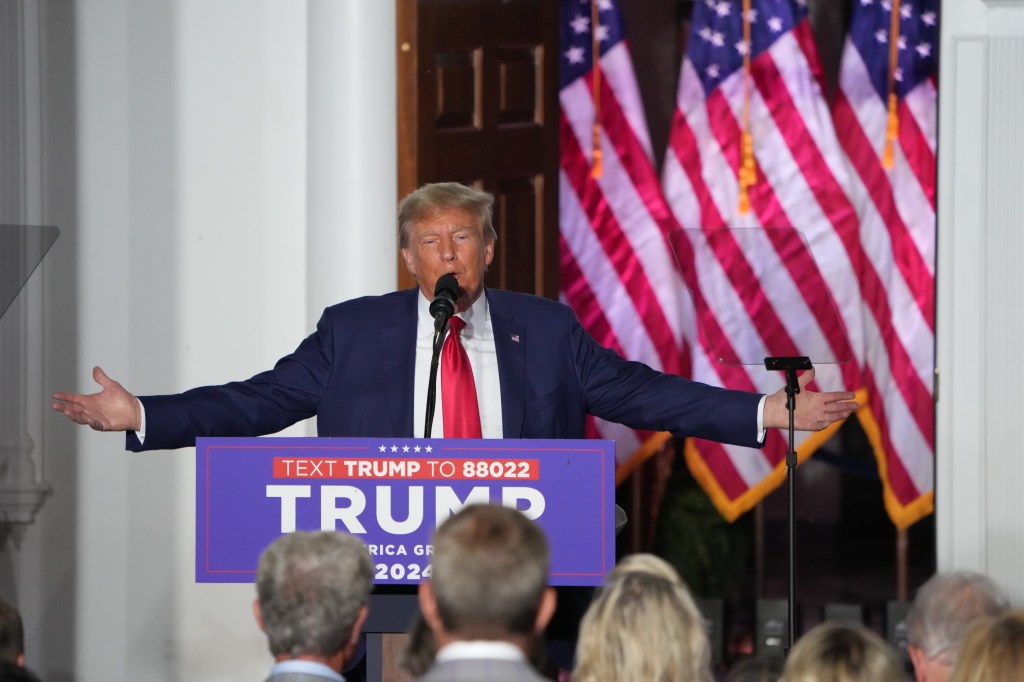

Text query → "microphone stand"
[763,355,810,654]
[424,316,449,438]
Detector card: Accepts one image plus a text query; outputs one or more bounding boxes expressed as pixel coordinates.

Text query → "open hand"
[763,367,858,431]
[52,366,142,432]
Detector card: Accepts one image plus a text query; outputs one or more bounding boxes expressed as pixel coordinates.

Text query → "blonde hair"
[397,182,497,248]
[780,622,903,682]
[572,554,712,682]
[949,609,1024,682]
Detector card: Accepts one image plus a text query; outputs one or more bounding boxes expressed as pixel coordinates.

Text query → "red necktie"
[441,316,482,438]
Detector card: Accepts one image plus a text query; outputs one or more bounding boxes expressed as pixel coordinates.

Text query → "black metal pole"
[423,321,448,438]
[764,356,810,655]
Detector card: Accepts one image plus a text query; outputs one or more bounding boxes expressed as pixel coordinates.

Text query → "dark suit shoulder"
[320,288,418,324]
[485,288,577,325]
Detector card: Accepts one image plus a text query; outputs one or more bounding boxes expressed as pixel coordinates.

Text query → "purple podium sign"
[196,437,615,586]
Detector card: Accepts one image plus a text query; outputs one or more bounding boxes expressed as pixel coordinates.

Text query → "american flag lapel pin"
[511,333,520,343]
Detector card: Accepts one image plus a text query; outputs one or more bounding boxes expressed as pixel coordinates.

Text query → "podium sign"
[196,437,615,586]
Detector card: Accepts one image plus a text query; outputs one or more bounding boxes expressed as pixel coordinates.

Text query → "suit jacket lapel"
[488,290,526,438]
[381,288,419,436]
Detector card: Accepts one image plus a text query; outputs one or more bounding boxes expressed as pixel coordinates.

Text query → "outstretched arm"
[762,367,857,431]
[52,366,142,432]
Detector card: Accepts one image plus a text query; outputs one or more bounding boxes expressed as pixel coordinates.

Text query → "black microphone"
[430,273,459,332]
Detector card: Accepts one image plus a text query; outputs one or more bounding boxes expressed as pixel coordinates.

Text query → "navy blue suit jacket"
[129,288,763,451]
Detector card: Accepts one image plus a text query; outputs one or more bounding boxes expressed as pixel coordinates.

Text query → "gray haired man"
[905,570,1009,682]
[253,531,373,682]
[415,504,556,682]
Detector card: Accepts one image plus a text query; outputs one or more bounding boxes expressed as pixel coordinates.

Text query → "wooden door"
[396,0,559,299]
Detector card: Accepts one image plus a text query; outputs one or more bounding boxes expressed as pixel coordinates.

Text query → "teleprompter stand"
[764,355,812,653]
[668,226,854,656]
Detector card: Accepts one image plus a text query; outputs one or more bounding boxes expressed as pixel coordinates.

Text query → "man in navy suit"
[52,182,856,449]
[254,531,373,682]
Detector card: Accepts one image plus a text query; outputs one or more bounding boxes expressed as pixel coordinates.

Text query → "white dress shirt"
[413,292,503,438]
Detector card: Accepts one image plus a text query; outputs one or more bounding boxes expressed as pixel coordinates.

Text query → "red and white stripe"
[662,22,866,519]
[560,41,692,465]
[833,40,936,526]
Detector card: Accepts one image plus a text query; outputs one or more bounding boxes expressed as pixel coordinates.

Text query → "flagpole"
[897,528,908,601]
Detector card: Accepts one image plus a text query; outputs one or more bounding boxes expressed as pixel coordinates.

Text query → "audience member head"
[397,182,497,249]
[572,553,712,682]
[419,503,554,647]
[253,530,373,670]
[399,612,437,678]
[948,609,1024,682]
[780,622,903,682]
[906,570,1008,682]
[0,595,25,666]
[725,655,784,682]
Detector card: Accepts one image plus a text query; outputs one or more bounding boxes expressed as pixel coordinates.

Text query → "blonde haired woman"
[949,609,1024,682]
[779,622,902,682]
[572,553,711,682]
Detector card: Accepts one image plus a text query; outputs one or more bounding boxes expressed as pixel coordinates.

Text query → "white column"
[936,0,1024,604]
[0,0,51,534]
[306,0,398,325]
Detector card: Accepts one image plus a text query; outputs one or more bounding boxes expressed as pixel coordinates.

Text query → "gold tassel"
[738,0,754,214]
[882,93,898,169]
[739,132,755,214]
[883,0,901,170]
[590,0,603,178]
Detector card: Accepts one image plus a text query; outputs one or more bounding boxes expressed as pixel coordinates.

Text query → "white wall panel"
[938,0,1024,606]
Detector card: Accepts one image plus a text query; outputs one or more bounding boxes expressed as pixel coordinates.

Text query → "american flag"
[559,0,690,473]
[661,0,867,521]
[832,0,937,528]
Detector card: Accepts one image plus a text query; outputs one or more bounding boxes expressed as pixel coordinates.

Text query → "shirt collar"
[435,640,526,664]
[269,659,345,682]
[416,288,490,340]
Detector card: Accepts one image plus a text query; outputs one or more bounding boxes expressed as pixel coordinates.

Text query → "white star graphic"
[699,26,713,42]
[570,14,589,34]
[379,445,386,452]
[414,445,421,453]
[881,0,892,11]
[901,3,913,19]
[915,42,931,58]
[735,39,750,56]
[860,0,874,5]
[743,8,758,23]
[897,35,907,50]
[391,445,398,453]
[710,31,725,48]
[768,16,783,32]
[706,64,720,79]
[425,445,433,453]
[402,445,410,453]
[922,11,936,26]
[597,0,612,11]
[714,2,731,18]
[875,29,888,44]
[894,67,904,82]
[595,24,610,42]
[565,46,586,65]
